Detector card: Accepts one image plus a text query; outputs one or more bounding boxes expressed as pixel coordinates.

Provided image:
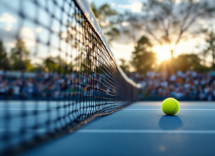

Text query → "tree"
[43,56,73,74]
[119,12,143,45]
[90,3,120,44]
[140,0,215,60]
[119,58,129,73]
[10,39,33,71]
[0,40,10,70]
[175,54,201,72]
[202,31,215,69]
[131,36,157,74]
[158,54,210,73]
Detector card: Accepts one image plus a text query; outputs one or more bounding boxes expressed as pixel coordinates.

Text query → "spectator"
[128,70,215,101]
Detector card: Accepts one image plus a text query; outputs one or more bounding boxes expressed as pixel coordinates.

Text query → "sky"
[88,0,147,63]
[87,0,215,66]
[88,0,145,13]
[0,0,214,68]
[0,0,80,65]
[0,0,147,66]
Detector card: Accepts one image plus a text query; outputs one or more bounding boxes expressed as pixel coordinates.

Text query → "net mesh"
[0,0,138,155]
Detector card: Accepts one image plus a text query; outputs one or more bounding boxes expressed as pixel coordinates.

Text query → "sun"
[153,45,171,63]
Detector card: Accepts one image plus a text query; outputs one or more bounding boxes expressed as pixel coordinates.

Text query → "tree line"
[0,39,73,73]
[91,1,215,74]
[2,1,215,75]
[0,39,31,71]
[0,38,116,75]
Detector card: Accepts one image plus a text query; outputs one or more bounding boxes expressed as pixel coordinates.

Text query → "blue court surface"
[19,102,215,156]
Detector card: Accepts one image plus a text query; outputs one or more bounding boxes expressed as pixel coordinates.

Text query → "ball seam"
[169,99,177,114]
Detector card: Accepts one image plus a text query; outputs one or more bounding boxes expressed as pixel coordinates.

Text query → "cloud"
[51,27,59,33]
[7,42,15,48]
[198,19,206,25]
[174,0,200,3]
[20,27,36,47]
[0,13,16,31]
[60,32,68,39]
[118,4,130,9]
[100,20,110,27]
[118,2,142,12]
[131,2,143,12]
[35,27,42,33]
[122,22,130,27]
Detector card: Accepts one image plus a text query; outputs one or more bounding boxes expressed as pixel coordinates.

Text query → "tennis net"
[0,0,139,155]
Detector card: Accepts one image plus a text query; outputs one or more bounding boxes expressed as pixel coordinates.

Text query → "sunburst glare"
[153,45,171,63]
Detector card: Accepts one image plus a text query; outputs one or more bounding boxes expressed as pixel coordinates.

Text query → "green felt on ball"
[161,98,180,115]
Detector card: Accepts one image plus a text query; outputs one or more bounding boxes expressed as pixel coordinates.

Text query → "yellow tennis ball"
[161,98,180,115]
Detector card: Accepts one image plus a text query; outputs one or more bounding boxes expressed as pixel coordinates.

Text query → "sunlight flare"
[153,45,171,63]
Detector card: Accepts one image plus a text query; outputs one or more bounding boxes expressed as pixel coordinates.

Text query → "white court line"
[0,109,215,111]
[0,109,79,110]
[0,129,46,133]
[123,109,215,111]
[0,109,98,111]
[1,129,215,134]
[77,129,215,134]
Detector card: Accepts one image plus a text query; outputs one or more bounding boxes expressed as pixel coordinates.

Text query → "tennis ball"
[161,98,180,115]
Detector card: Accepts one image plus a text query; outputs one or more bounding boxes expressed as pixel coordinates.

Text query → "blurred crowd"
[1,70,215,101]
[128,71,215,101]
[0,70,110,100]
